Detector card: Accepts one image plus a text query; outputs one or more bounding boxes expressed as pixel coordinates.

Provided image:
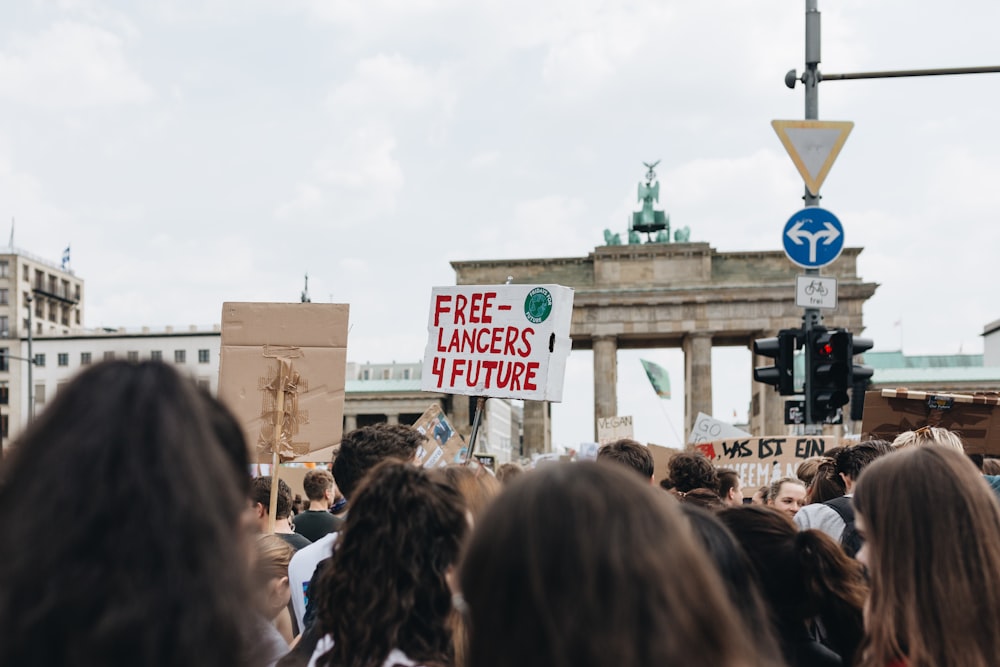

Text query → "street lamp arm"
[787,65,1000,88]
[4,354,40,365]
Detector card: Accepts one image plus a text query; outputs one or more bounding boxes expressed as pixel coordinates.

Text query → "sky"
[3,0,1000,452]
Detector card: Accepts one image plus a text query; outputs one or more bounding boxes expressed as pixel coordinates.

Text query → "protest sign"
[648,442,682,484]
[421,284,574,401]
[597,415,634,445]
[693,436,835,489]
[411,403,468,467]
[687,412,751,445]
[218,302,349,464]
[862,389,1000,455]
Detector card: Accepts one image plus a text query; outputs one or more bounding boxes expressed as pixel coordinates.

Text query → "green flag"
[640,359,671,399]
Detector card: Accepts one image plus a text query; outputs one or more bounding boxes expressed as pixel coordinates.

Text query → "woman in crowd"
[429,463,501,521]
[890,425,964,450]
[254,534,297,657]
[853,446,1000,667]
[459,462,779,667]
[303,461,468,667]
[0,361,260,666]
[719,505,867,667]
[766,476,807,517]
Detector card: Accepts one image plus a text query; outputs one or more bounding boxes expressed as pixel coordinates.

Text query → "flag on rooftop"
[640,358,671,399]
[61,245,70,270]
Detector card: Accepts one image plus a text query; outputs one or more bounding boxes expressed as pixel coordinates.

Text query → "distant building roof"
[985,319,1000,337]
[871,366,1000,385]
[865,351,984,370]
[346,379,425,393]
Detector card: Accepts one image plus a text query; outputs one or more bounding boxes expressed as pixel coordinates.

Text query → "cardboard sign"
[648,442,682,484]
[687,412,751,445]
[597,415,634,445]
[861,389,1000,455]
[421,284,574,401]
[218,302,349,464]
[694,436,836,489]
[411,403,469,467]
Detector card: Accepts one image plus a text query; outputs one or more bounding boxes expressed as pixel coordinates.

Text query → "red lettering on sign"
[433,295,452,327]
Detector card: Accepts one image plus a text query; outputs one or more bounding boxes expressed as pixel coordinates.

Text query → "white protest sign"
[687,412,751,445]
[421,284,574,401]
[597,415,634,445]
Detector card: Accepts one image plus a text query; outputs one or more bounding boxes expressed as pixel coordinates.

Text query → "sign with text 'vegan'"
[421,284,574,401]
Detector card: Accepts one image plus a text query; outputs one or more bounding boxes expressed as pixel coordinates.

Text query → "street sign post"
[795,275,838,309]
[782,207,844,269]
[771,120,853,195]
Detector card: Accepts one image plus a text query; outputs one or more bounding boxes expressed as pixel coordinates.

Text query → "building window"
[35,384,46,406]
[382,368,391,380]
[22,265,28,281]
[81,352,92,365]
[362,369,370,380]
[0,383,8,404]
[34,353,45,367]
[198,349,210,364]
[0,289,8,305]
[0,348,7,372]
[75,310,80,325]
[57,353,69,367]
[0,260,9,278]
[61,305,69,326]
[74,284,81,301]
[403,368,411,380]
[35,300,43,317]
[127,351,139,363]
[174,350,186,364]
[103,351,115,361]
[0,316,7,337]
[0,414,7,439]
[150,350,162,361]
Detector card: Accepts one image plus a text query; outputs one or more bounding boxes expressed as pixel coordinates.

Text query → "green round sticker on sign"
[524,287,553,324]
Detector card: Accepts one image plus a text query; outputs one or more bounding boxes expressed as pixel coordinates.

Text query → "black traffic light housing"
[808,327,853,422]
[849,336,874,421]
[753,329,799,395]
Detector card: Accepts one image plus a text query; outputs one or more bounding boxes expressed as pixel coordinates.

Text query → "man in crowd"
[251,475,312,550]
[717,469,743,506]
[292,469,342,542]
[596,438,655,483]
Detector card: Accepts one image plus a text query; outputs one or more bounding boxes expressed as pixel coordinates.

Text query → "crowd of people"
[1,360,999,666]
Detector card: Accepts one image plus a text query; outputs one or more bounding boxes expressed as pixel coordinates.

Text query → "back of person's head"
[891,425,965,451]
[596,438,654,479]
[717,469,740,502]
[834,439,893,484]
[807,457,847,503]
[459,461,770,667]
[428,463,501,521]
[678,487,726,511]
[667,451,719,493]
[718,505,867,663]
[302,468,334,502]
[331,423,423,499]
[495,461,523,485]
[984,457,1000,475]
[254,533,295,618]
[679,505,783,664]
[314,461,467,667]
[853,446,1000,667]
[796,456,824,487]
[0,361,257,666]
[252,475,294,519]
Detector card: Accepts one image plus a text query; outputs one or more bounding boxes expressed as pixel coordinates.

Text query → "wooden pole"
[267,365,288,533]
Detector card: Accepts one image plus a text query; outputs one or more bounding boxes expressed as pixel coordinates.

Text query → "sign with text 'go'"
[782,207,844,269]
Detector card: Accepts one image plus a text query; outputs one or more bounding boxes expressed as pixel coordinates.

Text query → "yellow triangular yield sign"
[771,120,853,195]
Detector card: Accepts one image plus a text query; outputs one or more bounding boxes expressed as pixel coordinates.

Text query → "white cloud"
[0,21,152,109]
[325,54,455,121]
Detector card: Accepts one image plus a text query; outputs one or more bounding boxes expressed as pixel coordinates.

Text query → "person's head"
[795,456,824,487]
[596,438,654,481]
[751,485,769,505]
[459,462,769,667]
[891,425,965,451]
[718,505,868,663]
[853,446,1000,666]
[429,463,502,521]
[833,439,893,492]
[331,423,423,500]
[302,468,335,505]
[807,456,847,503]
[717,469,743,506]
[0,361,257,666]
[314,461,468,667]
[678,487,726,511]
[251,475,293,525]
[253,534,295,620]
[495,461,524,485]
[667,451,719,494]
[679,505,783,664]
[766,476,807,517]
[983,457,1000,475]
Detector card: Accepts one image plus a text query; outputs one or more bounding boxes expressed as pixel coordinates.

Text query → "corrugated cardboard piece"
[218,302,349,463]
[861,389,1000,455]
[693,436,835,489]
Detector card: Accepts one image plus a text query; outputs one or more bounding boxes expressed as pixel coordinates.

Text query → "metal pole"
[467,396,487,461]
[802,0,823,433]
[26,293,34,422]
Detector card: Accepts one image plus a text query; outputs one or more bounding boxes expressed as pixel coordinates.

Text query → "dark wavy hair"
[667,451,719,493]
[331,423,424,499]
[0,361,258,667]
[596,438,654,479]
[314,461,467,667]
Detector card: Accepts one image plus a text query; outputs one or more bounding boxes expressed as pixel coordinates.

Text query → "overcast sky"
[3,0,999,450]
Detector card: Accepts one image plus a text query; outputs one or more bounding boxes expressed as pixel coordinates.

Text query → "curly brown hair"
[668,452,719,494]
[313,461,468,667]
[332,423,424,499]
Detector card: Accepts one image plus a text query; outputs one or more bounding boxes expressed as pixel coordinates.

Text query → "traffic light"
[809,327,852,422]
[753,329,799,395]
[849,336,874,421]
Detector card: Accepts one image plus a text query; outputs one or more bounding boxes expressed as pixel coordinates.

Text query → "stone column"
[592,336,618,439]
[344,414,358,433]
[522,400,551,456]
[386,413,399,425]
[683,333,713,438]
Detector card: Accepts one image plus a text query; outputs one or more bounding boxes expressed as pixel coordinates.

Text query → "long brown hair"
[459,462,777,667]
[313,461,468,667]
[854,446,1000,667]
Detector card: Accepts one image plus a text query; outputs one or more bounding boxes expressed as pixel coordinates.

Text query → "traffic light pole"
[801,0,823,433]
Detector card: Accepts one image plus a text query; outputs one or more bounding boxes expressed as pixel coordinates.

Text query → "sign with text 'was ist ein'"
[772,120,853,195]
[421,284,574,401]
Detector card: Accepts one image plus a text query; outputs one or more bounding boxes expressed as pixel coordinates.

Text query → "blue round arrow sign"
[782,207,845,269]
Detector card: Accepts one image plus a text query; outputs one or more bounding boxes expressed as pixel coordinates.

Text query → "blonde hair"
[254,534,294,584]
[891,426,964,451]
